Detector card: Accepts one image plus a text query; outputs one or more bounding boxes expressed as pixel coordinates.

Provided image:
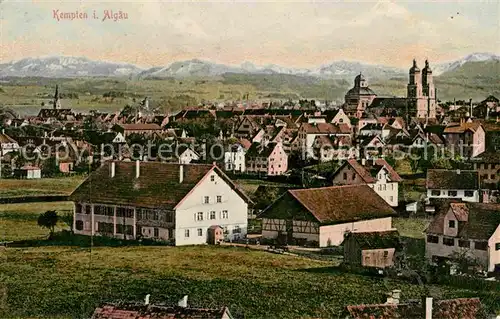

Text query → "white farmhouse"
[426,169,480,203]
[331,158,402,207]
[260,184,396,247]
[69,161,252,246]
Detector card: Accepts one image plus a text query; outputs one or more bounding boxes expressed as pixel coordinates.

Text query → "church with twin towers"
[343,59,437,120]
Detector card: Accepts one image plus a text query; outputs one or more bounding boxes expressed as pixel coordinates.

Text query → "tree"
[37,210,58,238]
[60,211,74,233]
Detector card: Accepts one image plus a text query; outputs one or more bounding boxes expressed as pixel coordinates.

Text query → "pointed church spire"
[53,84,61,109]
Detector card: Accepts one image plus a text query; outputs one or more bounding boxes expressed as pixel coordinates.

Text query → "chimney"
[110,162,115,178]
[178,295,188,308]
[425,297,433,319]
[135,160,140,178]
[179,164,184,183]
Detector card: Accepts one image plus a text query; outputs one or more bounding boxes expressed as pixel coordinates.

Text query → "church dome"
[355,73,365,82]
[346,86,376,96]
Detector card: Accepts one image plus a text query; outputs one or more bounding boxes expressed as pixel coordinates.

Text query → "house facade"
[425,202,500,272]
[245,141,287,176]
[331,158,402,207]
[223,143,246,173]
[259,185,396,247]
[426,169,480,203]
[343,230,400,269]
[442,121,485,158]
[298,122,351,159]
[69,161,251,246]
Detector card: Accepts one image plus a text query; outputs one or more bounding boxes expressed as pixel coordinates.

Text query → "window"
[233,226,241,234]
[198,228,203,236]
[185,229,190,238]
[154,228,159,237]
[459,240,470,248]
[75,220,83,231]
[389,196,394,202]
[427,235,439,244]
[496,243,500,251]
[116,224,133,235]
[443,238,454,246]
[210,175,215,182]
[343,173,347,180]
[204,196,209,204]
[382,184,386,191]
[491,174,495,179]
[210,211,216,220]
[196,212,204,221]
[383,251,389,258]
[448,220,456,228]
[85,205,91,214]
[352,173,355,180]
[222,210,228,219]
[431,190,440,196]
[474,241,487,251]
[448,190,457,197]
[464,191,474,197]
[217,196,222,203]
[117,207,134,218]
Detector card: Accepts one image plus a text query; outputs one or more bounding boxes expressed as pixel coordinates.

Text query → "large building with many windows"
[69,161,251,246]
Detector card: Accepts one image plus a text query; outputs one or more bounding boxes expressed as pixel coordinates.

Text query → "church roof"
[346,86,376,97]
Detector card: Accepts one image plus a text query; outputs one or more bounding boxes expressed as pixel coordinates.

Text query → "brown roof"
[336,159,402,184]
[287,185,396,224]
[345,230,401,249]
[0,133,18,144]
[346,298,483,319]
[118,123,162,131]
[301,123,351,134]
[443,122,483,134]
[426,202,500,240]
[92,303,231,319]
[426,169,479,190]
[69,162,251,209]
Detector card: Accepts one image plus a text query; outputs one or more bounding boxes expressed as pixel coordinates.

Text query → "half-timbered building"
[259,184,396,247]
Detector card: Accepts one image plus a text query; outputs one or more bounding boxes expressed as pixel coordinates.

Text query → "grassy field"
[2,244,500,319]
[0,176,85,198]
[393,217,429,239]
[0,202,73,241]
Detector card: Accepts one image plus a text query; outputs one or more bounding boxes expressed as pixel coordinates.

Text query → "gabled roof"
[0,133,18,144]
[300,123,351,134]
[246,142,280,158]
[69,162,251,209]
[443,121,483,134]
[345,230,401,250]
[334,159,402,184]
[426,202,500,240]
[92,303,232,319]
[426,170,479,190]
[261,185,396,224]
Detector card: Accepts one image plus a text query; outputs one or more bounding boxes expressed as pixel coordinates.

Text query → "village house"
[245,141,288,176]
[331,158,402,207]
[471,150,500,187]
[259,184,396,247]
[0,130,20,156]
[426,169,480,203]
[14,165,41,179]
[343,230,401,269]
[442,120,485,158]
[298,122,351,159]
[425,202,500,273]
[69,161,251,246]
[326,108,352,127]
[223,142,247,173]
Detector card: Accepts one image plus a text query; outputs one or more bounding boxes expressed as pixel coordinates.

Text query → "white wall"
[175,169,248,246]
[426,189,479,203]
[224,148,246,172]
[425,235,489,269]
[488,225,500,272]
[319,217,393,247]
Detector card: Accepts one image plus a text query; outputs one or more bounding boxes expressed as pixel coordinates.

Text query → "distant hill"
[0,56,143,78]
[438,60,500,80]
[433,53,500,75]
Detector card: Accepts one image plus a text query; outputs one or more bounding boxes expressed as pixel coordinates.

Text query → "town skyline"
[1,1,499,68]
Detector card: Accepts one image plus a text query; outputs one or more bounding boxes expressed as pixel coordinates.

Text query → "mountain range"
[0,53,498,79]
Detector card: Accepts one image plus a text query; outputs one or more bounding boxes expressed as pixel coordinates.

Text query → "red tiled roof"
[92,304,231,319]
[443,122,482,134]
[301,123,351,134]
[118,123,162,131]
[287,185,396,224]
[69,162,251,209]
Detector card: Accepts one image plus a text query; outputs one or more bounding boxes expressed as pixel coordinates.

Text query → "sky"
[1,0,499,68]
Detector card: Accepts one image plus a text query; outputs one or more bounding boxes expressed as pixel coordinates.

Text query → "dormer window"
[448,220,456,228]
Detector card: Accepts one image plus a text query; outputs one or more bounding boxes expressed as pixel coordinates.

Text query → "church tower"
[422,60,436,119]
[53,84,61,109]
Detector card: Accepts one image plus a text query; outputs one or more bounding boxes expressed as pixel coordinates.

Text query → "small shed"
[14,165,41,179]
[343,230,400,269]
[207,225,224,245]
